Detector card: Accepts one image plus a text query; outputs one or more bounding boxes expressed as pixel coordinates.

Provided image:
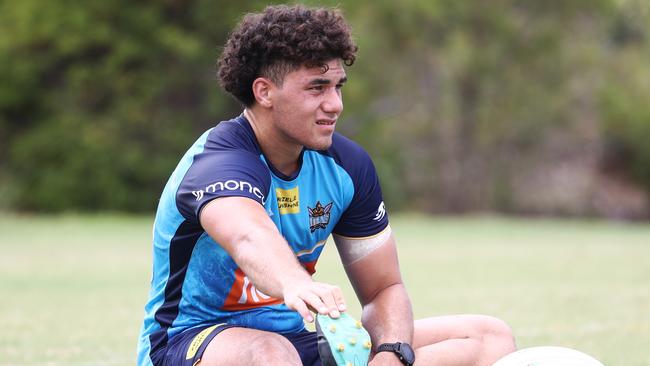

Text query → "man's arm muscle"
[334,233,414,348]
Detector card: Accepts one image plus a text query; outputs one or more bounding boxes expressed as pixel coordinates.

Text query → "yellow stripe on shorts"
[185,324,225,360]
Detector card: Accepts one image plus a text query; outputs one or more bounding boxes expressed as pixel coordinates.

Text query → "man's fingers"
[331,285,347,312]
[286,296,313,323]
[313,284,345,318]
[284,281,347,321]
[300,290,330,316]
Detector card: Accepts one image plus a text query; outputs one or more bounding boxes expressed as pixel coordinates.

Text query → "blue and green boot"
[316,313,372,366]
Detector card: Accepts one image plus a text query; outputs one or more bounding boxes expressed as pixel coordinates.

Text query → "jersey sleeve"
[176,149,271,223]
[333,143,389,238]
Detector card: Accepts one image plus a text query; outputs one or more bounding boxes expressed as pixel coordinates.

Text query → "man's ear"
[252,77,274,108]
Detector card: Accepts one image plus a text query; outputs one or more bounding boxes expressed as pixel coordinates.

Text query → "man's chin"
[306,139,333,151]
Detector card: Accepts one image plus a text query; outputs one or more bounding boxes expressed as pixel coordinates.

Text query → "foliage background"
[1,0,649,218]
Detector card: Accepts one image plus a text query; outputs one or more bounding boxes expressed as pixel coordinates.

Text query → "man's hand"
[282,280,347,322]
[368,351,404,366]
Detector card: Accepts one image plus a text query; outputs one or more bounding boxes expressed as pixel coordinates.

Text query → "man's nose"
[322,88,343,115]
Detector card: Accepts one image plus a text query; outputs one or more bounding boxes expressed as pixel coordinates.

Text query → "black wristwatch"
[376,342,415,366]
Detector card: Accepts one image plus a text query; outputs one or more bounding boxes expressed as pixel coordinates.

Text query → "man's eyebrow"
[308,77,348,85]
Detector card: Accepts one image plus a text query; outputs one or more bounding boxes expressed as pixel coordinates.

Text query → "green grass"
[1,213,649,365]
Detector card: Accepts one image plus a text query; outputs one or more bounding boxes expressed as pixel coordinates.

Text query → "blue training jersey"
[137,114,389,366]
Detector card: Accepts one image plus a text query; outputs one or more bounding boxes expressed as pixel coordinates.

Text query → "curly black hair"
[217,5,358,106]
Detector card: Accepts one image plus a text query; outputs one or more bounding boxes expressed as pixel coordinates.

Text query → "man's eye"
[310,85,324,91]
[335,84,343,90]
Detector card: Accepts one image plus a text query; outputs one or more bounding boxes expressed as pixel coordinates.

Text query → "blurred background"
[1,0,649,219]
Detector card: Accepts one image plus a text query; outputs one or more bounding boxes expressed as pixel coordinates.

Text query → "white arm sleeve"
[332,225,392,266]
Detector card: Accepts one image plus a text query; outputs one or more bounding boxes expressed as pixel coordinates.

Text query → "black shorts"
[158,323,321,366]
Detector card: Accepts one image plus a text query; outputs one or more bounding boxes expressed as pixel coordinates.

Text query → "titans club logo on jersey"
[308,201,333,233]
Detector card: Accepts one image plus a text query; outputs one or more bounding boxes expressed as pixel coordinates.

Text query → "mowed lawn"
[1,214,649,365]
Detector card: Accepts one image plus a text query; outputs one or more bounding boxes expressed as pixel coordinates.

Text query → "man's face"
[270,59,347,151]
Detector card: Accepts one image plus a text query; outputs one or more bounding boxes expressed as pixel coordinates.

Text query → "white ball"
[492,346,605,366]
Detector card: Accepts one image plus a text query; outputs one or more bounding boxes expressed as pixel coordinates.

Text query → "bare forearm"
[362,283,414,349]
[232,227,311,298]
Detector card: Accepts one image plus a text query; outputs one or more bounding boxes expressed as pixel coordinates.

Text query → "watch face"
[398,343,416,365]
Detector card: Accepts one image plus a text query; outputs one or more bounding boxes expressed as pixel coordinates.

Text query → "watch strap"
[376,342,415,366]
[377,343,399,353]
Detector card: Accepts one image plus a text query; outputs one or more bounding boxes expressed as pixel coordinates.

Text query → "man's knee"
[248,333,302,364]
[473,315,516,350]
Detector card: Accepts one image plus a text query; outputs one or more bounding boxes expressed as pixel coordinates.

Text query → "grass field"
[1,213,649,365]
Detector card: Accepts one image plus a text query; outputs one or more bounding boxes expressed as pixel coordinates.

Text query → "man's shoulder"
[190,115,268,177]
[204,114,261,155]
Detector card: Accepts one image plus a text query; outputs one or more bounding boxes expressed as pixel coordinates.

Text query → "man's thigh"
[197,327,321,366]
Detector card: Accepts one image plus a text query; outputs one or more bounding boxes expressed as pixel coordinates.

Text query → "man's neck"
[244,108,302,177]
